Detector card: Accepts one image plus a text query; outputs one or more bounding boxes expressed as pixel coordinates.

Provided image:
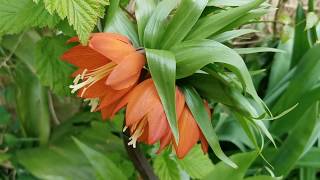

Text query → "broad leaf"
[0,0,59,35]
[73,138,127,180]
[176,145,214,179]
[145,49,178,141]
[154,151,180,180]
[35,36,74,95]
[203,151,258,180]
[182,86,237,168]
[104,0,139,47]
[41,0,108,44]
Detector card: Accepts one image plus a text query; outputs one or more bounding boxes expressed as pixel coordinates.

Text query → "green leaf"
[73,138,127,180]
[0,0,59,35]
[244,176,281,180]
[18,120,133,180]
[211,29,258,43]
[135,0,156,45]
[145,49,178,141]
[176,145,214,179]
[172,40,265,114]
[271,45,320,135]
[203,151,258,180]
[42,0,108,44]
[154,151,180,180]
[104,0,139,47]
[271,104,319,177]
[181,86,237,168]
[208,0,256,6]
[234,47,284,54]
[291,4,310,67]
[267,36,293,92]
[186,0,265,40]
[143,0,178,48]
[160,0,208,49]
[298,148,320,168]
[0,106,11,125]
[35,36,74,95]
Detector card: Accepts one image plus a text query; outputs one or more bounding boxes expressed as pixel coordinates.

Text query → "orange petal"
[157,131,172,154]
[100,103,117,120]
[107,52,145,90]
[89,36,135,64]
[200,133,209,154]
[176,88,186,119]
[175,107,200,159]
[147,101,169,144]
[111,93,131,117]
[126,79,158,126]
[61,45,109,69]
[98,86,131,110]
[77,77,108,98]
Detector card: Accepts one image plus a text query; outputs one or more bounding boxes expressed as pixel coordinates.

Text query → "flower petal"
[89,35,135,64]
[147,101,169,144]
[107,52,145,90]
[157,131,172,154]
[61,45,109,69]
[98,86,131,109]
[77,77,107,98]
[175,107,200,159]
[126,79,158,126]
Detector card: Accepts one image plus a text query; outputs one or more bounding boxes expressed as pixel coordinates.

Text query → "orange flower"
[113,79,210,158]
[61,33,146,118]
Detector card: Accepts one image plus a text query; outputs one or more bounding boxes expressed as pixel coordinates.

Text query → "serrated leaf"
[73,138,127,180]
[154,152,180,180]
[104,0,139,47]
[145,49,178,142]
[176,145,214,179]
[41,0,108,44]
[35,36,74,95]
[0,0,60,35]
[181,86,237,168]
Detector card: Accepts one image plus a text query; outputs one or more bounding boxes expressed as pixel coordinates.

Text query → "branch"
[122,129,158,180]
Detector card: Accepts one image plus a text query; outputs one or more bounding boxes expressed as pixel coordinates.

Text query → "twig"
[122,128,158,180]
[0,32,25,69]
[48,91,60,125]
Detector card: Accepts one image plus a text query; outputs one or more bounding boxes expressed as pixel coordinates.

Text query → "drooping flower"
[112,79,210,158]
[61,33,146,118]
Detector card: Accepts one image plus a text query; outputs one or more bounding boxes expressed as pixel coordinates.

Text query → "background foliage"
[0,0,319,179]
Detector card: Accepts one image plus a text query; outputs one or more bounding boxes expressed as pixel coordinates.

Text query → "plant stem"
[122,130,158,180]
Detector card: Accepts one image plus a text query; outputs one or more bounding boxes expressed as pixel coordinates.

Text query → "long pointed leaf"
[181,86,237,168]
[145,49,178,141]
[160,0,208,49]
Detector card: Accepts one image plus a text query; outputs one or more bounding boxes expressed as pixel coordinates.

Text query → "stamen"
[123,126,128,132]
[127,118,147,148]
[69,62,117,95]
[87,98,99,112]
